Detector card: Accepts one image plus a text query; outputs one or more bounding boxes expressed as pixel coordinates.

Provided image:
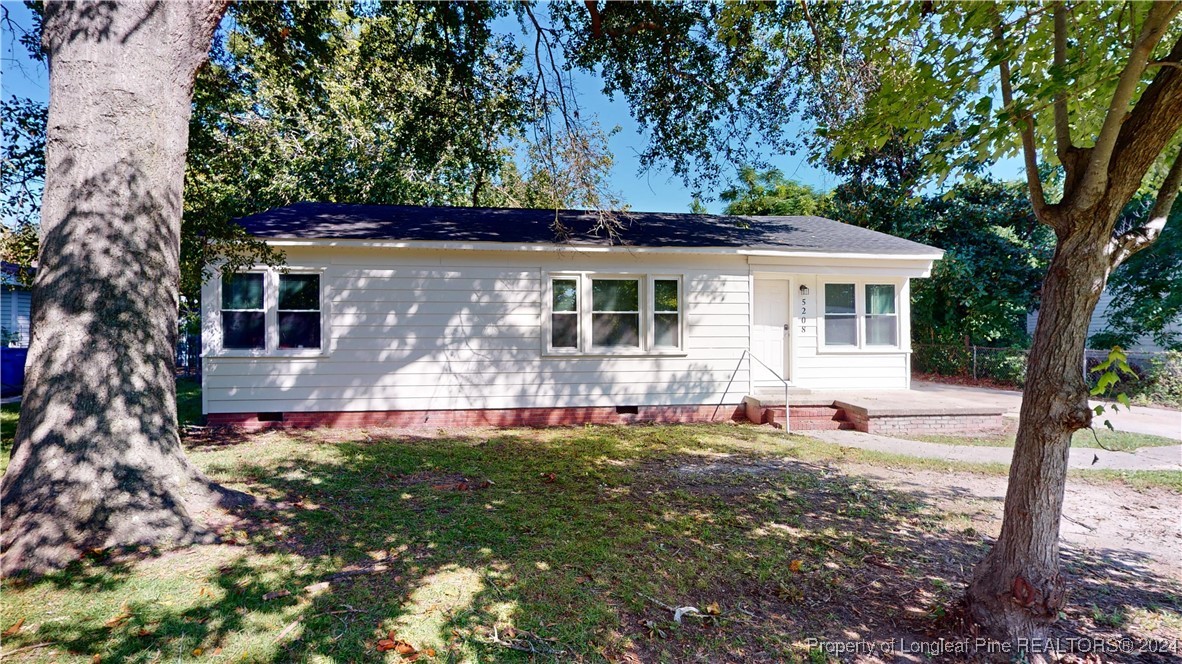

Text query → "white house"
[201,203,943,427]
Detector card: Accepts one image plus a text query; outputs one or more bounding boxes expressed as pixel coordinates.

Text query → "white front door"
[752,279,791,386]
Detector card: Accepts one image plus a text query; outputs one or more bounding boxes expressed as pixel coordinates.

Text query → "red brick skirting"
[206,404,748,430]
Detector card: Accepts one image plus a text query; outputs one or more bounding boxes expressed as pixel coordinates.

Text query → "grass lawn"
[0,389,1179,661]
[910,428,1180,452]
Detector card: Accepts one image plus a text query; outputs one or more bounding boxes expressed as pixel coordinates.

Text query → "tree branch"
[1052,2,1072,161]
[992,6,1049,222]
[1073,1,1181,210]
[1109,146,1182,267]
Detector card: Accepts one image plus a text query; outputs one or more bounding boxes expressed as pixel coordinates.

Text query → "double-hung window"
[547,274,683,353]
[653,279,680,348]
[864,284,898,346]
[822,281,899,349]
[218,270,324,354]
[278,274,322,349]
[222,273,266,350]
[551,278,579,349]
[591,279,640,348]
[823,283,857,346]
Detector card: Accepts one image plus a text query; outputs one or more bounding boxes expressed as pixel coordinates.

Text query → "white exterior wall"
[202,246,935,414]
[202,246,755,414]
[748,255,930,391]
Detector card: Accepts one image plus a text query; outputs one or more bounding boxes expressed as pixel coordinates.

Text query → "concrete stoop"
[742,394,1007,435]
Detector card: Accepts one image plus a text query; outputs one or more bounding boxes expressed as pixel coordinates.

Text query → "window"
[653,279,680,347]
[221,273,265,349]
[551,278,579,348]
[278,274,321,349]
[546,274,683,353]
[865,284,897,346]
[823,283,857,346]
[592,279,640,347]
[822,281,900,349]
[217,270,325,354]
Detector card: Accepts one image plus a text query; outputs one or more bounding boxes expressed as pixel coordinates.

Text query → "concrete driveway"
[911,379,1182,441]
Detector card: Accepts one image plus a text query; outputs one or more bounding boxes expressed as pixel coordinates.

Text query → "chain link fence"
[913,343,1175,392]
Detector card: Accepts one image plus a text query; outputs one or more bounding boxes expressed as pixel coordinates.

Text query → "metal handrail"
[716,349,791,435]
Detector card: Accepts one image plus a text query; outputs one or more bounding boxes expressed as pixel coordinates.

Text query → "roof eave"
[257,237,944,261]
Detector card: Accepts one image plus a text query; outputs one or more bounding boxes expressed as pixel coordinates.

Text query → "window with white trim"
[278,274,321,349]
[653,279,680,348]
[592,278,640,348]
[546,274,683,353]
[218,270,325,354]
[821,281,900,349]
[221,273,265,350]
[864,284,898,346]
[823,283,857,346]
[550,278,579,348]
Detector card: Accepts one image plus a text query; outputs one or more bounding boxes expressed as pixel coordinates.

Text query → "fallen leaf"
[263,589,292,601]
[424,647,436,657]
[2,618,24,636]
[789,559,803,573]
[704,602,721,615]
[540,472,557,483]
[213,648,223,655]
[394,639,417,655]
[192,648,203,656]
[136,628,150,637]
[376,638,397,652]
[92,655,101,663]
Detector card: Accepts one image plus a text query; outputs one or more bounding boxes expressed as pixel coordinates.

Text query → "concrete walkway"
[912,379,1182,441]
[805,428,1182,472]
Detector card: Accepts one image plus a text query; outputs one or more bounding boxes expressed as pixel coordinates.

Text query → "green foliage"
[1141,351,1182,408]
[1090,206,1182,351]
[182,1,541,297]
[720,167,829,216]
[551,1,853,193]
[831,177,1051,346]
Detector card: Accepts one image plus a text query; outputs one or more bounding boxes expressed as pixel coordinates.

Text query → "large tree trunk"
[0,0,240,575]
[966,220,1112,643]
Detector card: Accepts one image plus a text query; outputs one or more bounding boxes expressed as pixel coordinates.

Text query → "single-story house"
[201,203,944,427]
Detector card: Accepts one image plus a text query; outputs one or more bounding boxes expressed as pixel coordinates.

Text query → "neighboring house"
[1,262,34,398]
[1026,289,1182,352]
[1,262,32,348]
[201,203,943,427]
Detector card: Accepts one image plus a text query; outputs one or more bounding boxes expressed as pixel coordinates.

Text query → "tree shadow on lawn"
[2,425,1179,662]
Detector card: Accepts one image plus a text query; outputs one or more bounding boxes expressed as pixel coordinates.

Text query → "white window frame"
[817,278,902,352]
[211,266,330,358]
[543,272,686,357]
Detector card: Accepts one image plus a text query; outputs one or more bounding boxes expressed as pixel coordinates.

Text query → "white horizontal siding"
[759,273,912,390]
[203,247,752,414]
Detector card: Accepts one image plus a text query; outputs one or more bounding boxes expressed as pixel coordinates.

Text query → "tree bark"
[0,0,241,576]
[965,218,1112,644]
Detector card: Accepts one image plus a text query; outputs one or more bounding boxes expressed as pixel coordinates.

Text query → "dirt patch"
[841,463,1182,581]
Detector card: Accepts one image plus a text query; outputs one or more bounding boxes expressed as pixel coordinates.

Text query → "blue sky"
[1,2,1018,216]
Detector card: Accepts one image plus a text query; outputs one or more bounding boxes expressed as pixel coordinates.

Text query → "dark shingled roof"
[235,202,943,257]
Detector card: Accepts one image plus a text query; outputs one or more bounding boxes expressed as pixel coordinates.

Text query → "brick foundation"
[842,410,1006,436]
[206,404,748,431]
